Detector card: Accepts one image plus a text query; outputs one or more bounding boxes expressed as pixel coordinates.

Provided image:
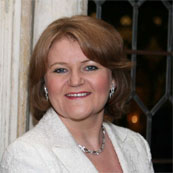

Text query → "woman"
[0,15,154,173]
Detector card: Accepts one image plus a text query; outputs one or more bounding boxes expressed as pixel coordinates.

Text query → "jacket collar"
[39,108,98,172]
[103,123,140,173]
[39,108,76,148]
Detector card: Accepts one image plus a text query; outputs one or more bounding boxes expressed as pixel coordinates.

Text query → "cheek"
[45,75,62,95]
[48,81,59,94]
[93,73,111,94]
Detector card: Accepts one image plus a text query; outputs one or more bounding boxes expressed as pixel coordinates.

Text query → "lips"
[65,91,91,99]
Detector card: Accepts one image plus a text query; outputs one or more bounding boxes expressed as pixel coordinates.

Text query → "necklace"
[78,125,106,155]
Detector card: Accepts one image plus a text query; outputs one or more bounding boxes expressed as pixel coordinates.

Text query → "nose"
[68,70,84,87]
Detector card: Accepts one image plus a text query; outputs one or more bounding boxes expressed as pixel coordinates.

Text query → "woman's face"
[45,38,114,122]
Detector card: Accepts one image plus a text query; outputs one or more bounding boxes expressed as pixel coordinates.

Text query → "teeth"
[67,93,88,97]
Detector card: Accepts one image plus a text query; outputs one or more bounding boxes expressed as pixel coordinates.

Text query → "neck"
[59,112,104,150]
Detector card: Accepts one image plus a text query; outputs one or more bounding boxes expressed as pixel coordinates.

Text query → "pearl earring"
[44,85,48,101]
[109,86,115,99]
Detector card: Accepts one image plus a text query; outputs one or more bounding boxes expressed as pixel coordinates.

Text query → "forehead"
[47,38,89,63]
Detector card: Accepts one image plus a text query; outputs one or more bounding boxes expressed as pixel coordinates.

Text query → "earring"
[109,86,115,99]
[44,85,48,101]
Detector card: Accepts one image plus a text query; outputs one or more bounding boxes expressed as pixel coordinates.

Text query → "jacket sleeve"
[0,140,50,173]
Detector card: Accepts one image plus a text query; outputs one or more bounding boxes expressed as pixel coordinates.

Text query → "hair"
[29,15,131,121]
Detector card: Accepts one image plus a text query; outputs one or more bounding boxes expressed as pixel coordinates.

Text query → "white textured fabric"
[0,108,154,173]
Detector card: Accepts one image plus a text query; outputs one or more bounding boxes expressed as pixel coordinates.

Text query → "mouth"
[65,92,91,99]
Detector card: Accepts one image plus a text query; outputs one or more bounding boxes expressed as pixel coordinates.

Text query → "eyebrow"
[81,60,91,64]
[49,62,67,68]
[49,60,92,68]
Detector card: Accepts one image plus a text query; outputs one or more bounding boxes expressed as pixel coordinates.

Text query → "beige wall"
[0,0,88,159]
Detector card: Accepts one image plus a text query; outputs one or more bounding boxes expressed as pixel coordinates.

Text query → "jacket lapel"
[104,122,138,173]
[40,108,98,173]
[52,146,98,173]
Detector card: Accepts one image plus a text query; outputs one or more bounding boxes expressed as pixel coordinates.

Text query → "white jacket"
[0,108,154,173]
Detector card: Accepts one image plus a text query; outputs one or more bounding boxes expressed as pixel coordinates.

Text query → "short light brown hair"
[29,15,131,121]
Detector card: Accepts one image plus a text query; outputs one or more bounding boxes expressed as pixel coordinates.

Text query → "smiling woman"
[0,15,154,173]
[29,15,131,122]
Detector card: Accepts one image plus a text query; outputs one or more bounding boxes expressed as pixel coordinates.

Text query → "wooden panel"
[0,0,21,158]
[0,0,33,159]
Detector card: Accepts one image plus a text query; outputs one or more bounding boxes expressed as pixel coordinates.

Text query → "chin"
[62,110,93,121]
[69,112,91,120]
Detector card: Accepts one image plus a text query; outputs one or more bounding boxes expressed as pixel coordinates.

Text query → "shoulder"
[8,120,51,148]
[104,122,148,146]
[104,122,154,172]
[0,126,64,173]
[7,109,56,149]
[104,122,152,161]
[0,121,52,172]
[0,138,48,172]
[1,117,52,158]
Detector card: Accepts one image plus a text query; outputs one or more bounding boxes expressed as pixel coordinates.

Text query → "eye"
[85,65,98,71]
[53,68,68,73]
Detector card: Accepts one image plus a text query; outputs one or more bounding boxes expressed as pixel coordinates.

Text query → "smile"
[65,92,91,98]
